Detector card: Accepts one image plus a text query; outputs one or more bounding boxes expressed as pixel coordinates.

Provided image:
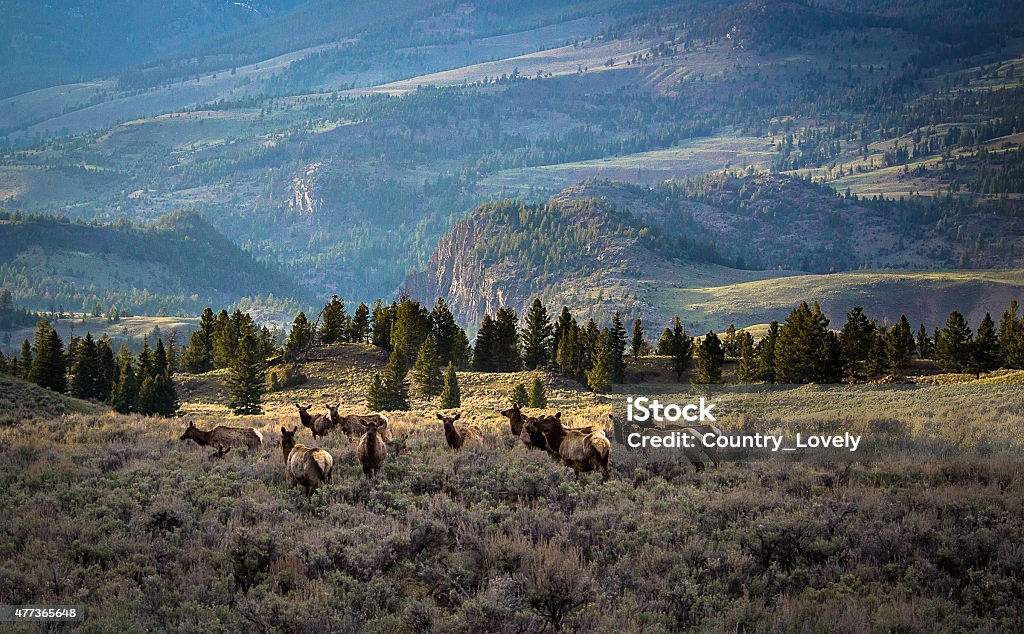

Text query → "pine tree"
[656,328,674,355]
[509,382,529,406]
[431,298,469,367]
[814,330,845,383]
[367,373,385,410]
[286,312,314,358]
[439,363,460,409]
[412,334,443,398]
[723,324,739,357]
[586,331,613,393]
[551,307,574,365]
[997,301,1024,368]
[380,345,410,410]
[839,306,875,377]
[609,311,628,382]
[776,302,830,383]
[370,299,395,349]
[391,299,431,366]
[885,315,916,375]
[137,375,158,415]
[19,338,32,378]
[29,318,66,393]
[492,306,522,372]
[555,319,586,379]
[138,336,153,381]
[153,338,169,378]
[758,321,780,383]
[865,333,889,382]
[70,332,100,399]
[694,331,724,383]
[631,318,645,359]
[473,313,497,372]
[211,309,235,368]
[528,375,547,408]
[916,323,933,360]
[737,330,756,382]
[936,311,973,373]
[226,333,267,415]
[668,317,693,380]
[320,296,348,344]
[111,353,138,414]
[181,326,214,373]
[522,298,552,370]
[971,313,1000,375]
[349,302,371,343]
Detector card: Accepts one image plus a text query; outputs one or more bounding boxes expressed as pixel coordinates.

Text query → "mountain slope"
[0,209,309,315]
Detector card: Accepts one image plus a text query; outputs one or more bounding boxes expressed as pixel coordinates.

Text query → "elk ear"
[555,412,562,419]
[280,426,286,434]
[453,412,460,420]
[436,413,444,421]
[291,426,298,433]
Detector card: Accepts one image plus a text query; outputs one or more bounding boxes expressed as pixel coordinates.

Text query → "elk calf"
[356,420,388,479]
[180,421,263,450]
[280,426,334,499]
[436,412,484,451]
[527,414,611,482]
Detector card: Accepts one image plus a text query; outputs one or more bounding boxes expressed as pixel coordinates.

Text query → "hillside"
[407,178,1024,331]
[0,209,309,316]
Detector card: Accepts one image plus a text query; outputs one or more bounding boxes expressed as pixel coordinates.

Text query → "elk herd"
[179,400,711,501]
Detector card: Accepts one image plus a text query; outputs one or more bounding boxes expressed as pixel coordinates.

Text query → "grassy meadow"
[1,345,1022,632]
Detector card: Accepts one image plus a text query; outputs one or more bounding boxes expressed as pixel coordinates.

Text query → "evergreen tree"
[694,331,724,383]
[431,298,469,367]
[776,302,830,383]
[391,298,431,366]
[320,296,349,344]
[814,330,845,383]
[555,319,586,379]
[366,373,385,410]
[473,313,497,372]
[631,318,645,359]
[349,302,371,343]
[70,332,100,400]
[971,312,1000,375]
[96,335,115,402]
[885,315,916,374]
[997,301,1024,368]
[181,326,214,373]
[111,352,138,414]
[668,317,694,380]
[839,306,875,377]
[936,311,974,373]
[226,333,267,415]
[19,338,32,378]
[29,318,66,393]
[723,324,739,357]
[412,334,443,398]
[211,309,235,368]
[609,310,628,382]
[137,375,158,415]
[737,330,756,382]
[551,307,574,364]
[286,312,314,358]
[165,330,178,374]
[528,375,547,408]
[380,345,410,410]
[758,321,780,383]
[439,362,461,409]
[509,382,529,406]
[916,323,933,360]
[153,338,169,378]
[656,328,674,355]
[138,336,153,380]
[865,333,889,382]
[521,298,552,370]
[370,299,396,349]
[492,306,522,372]
[586,331,613,393]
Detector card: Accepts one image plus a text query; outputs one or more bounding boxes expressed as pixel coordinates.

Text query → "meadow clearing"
[0,345,1022,632]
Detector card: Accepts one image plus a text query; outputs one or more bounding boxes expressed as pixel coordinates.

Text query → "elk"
[295,403,335,439]
[500,403,547,451]
[356,420,388,479]
[436,412,484,451]
[180,421,263,450]
[325,404,390,442]
[613,414,721,472]
[280,426,334,499]
[526,413,611,482]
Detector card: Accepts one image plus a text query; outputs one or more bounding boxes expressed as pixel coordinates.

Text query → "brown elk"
[325,404,390,442]
[500,403,547,451]
[280,426,334,499]
[526,413,611,482]
[295,403,334,439]
[180,421,263,450]
[356,420,388,479]
[436,412,484,451]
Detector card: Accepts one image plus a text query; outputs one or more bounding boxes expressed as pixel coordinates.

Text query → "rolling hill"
[0,208,310,316]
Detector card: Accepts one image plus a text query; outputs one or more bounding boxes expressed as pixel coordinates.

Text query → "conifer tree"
[758,321,780,383]
[137,375,158,415]
[380,345,410,410]
[551,307,574,364]
[349,302,371,343]
[367,373,385,410]
[694,331,724,383]
[19,338,32,378]
[609,311,628,382]
[586,331,613,393]
[412,334,443,398]
[668,317,694,380]
[885,315,916,374]
[181,327,214,373]
[971,312,1000,376]
[286,312,314,358]
[737,330,756,382]
[211,309,235,368]
[29,318,66,393]
[370,299,396,350]
[391,299,431,366]
[865,333,889,382]
[528,375,547,408]
[439,363,460,409]
[631,318,645,359]
[522,298,552,370]
[153,338,169,378]
[70,332,100,400]
[916,323,933,360]
[556,319,586,380]
[656,328,674,355]
[936,311,973,373]
[997,301,1024,368]
[814,330,845,383]
[509,382,529,406]
[431,297,468,367]
[138,336,153,380]
[226,333,267,415]
[473,313,497,372]
[492,306,522,372]
[776,302,830,383]
[320,296,348,344]
[723,324,739,357]
[112,353,138,414]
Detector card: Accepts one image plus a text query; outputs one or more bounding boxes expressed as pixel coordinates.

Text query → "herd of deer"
[178,401,614,500]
